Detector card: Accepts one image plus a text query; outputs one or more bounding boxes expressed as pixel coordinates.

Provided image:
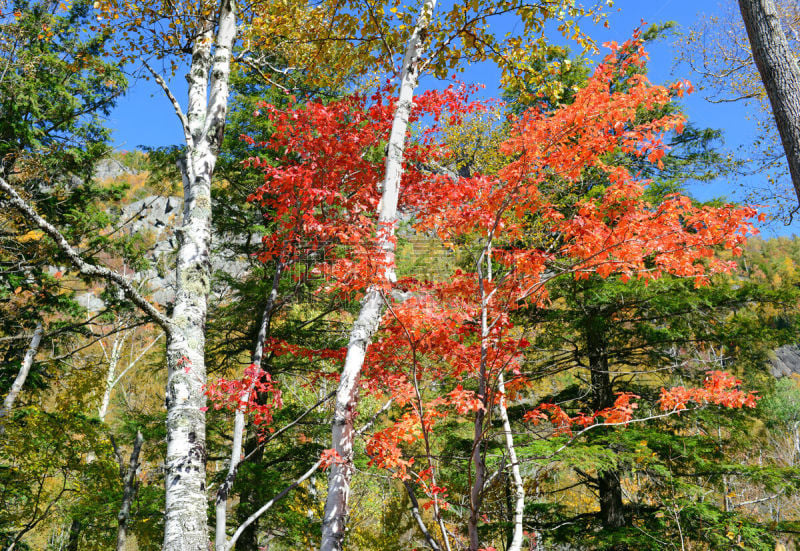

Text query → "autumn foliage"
[214,34,760,524]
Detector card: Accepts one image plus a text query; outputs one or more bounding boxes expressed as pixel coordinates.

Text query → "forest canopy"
[1,0,800,550]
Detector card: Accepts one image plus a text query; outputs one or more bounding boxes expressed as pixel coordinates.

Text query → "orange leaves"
[597,392,640,425]
[522,394,640,436]
[447,385,485,414]
[523,372,758,437]
[238,34,763,494]
[659,370,760,412]
[319,448,345,470]
[366,410,422,479]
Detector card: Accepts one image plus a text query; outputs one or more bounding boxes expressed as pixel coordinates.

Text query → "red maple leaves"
[523,372,759,437]
[204,364,283,428]
[205,35,760,511]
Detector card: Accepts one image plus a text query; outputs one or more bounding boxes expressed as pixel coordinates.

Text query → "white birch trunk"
[98,337,123,423]
[497,373,524,551]
[319,2,436,548]
[0,321,43,430]
[163,1,236,549]
[215,263,282,551]
[0,1,236,544]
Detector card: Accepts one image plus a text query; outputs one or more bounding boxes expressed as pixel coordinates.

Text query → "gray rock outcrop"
[94,158,136,181]
[769,345,800,378]
[79,193,251,311]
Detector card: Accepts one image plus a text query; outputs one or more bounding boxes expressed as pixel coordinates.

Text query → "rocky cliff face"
[769,345,800,378]
[76,161,249,311]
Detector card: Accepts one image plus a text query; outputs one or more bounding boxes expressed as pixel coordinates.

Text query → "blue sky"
[107,0,797,236]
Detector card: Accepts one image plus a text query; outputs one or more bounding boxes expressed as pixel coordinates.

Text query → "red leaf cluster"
[204,364,283,428]
[659,370,759,412]
[206,35,762,486]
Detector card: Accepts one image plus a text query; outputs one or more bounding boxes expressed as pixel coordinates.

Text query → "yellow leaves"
[18,230,44,243]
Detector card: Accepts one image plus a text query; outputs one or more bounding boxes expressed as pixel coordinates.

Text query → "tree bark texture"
[498,373,525,551]
[318,1,437,549]
[738,0,800,202]
[117,431,145,551]
[0,321,43,429]
[587,324,625,530]
[162,1,236,548]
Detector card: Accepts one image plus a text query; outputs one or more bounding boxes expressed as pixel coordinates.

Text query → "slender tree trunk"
[468,243,494,551]
[319,2,436,549]
[216,263,283,551]
[401,480,442,551]
[738,0,800,201]
[498,373,525,551]
[468,325,488,551]
[65,519,81,551]
[234,433,263,551]
[0,321,43,429]
[99,336,123,423]
[117,431,145,551]
[161,1,236,548]
[587,323,624,529]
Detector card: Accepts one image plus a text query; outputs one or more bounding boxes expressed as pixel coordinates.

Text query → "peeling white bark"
[163,1,237,549]
[0,321,43,430]
[498,373,524,551]
[319,2,437,549]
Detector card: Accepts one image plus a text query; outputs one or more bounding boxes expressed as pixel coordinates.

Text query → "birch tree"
[3,0,609,547]
[319,2,437,548]
[315,1,612,547]
[0,322,42,434]
[2,0,238,540]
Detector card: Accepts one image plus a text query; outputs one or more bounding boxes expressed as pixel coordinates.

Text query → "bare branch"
[0,177,173,334]
[142,59,193,149]
[225,398,393,550]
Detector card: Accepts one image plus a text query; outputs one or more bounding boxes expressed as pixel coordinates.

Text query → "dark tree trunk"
[738,0,800,201]
[587,322,625,529]
[116,431,144,551]
[234,426,265,551]
[597,471,625,529]
[66,519,81,551]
